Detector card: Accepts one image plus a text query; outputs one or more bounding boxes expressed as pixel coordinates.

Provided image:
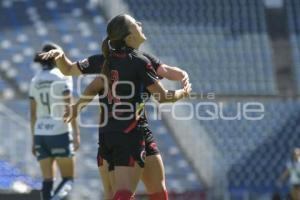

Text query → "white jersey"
[287,161,300,185]
[29,68,73,136]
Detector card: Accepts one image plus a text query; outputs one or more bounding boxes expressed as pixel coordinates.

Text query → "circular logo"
[140,150,146,162]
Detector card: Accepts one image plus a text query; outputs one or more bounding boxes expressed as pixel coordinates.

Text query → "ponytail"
[101,14,132,84]
[101,37,111,85]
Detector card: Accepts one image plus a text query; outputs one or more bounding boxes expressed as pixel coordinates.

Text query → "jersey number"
[40,92,51,114]
[108,70,120,104]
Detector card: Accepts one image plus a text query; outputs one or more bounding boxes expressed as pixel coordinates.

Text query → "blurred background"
[0,0,299,199]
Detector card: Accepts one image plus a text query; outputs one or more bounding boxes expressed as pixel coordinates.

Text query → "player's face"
[126,15,146,44]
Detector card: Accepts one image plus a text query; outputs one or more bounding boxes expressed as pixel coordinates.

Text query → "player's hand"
[73,134,80,151]
[181,71,189,88]
[39,49,64,60]
[183,83,192,97]
[64,104,78,123]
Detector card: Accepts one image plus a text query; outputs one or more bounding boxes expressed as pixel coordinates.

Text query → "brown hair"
[101,14,131,83]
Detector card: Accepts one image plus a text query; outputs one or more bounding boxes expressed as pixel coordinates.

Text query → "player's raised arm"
[136,57,192,103]
[147,80,191,103]
[39,48,82,76]
[142,52,189,87]
[157,64,189,87]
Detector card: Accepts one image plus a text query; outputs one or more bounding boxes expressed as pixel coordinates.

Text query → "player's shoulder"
[49,68,72,81]
[79,54,103,64]
[130,49,151,65]
[77,54,104,73]
[89,54,104,61]
[31,69,43,83]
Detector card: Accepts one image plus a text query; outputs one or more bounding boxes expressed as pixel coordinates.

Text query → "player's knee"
[112,189,133,200]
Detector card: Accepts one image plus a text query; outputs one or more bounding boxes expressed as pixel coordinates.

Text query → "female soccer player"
[63,14,191,200]
[39,16,190,200]
[277,148,300,200]
[40,16,190,200]
[40,48,188,200]
[30,43,80,200]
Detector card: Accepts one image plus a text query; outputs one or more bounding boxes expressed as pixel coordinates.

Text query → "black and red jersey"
[76,51,162,75]
[77,49,162,133]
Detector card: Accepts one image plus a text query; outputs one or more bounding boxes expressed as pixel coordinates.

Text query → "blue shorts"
[34,132,74,161]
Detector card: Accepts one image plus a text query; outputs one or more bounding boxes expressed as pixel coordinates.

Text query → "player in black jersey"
[62,14,191,200]
[40,15,190,200]
[41,48,188,199]
[41,51,189,199]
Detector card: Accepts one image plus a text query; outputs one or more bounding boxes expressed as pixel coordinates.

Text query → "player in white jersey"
[278,148,300,200]
[29,43,80,200]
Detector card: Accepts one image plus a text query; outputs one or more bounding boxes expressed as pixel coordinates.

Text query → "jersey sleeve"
[76,54,104,74]
[137,58,159,88]
[142,52,163,79]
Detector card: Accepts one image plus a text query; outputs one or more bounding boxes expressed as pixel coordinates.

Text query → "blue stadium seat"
[0,0,106,97]
[286,0,300,93]
[124,0,277,95]
[0,160,40,190]
[193,100,300,192]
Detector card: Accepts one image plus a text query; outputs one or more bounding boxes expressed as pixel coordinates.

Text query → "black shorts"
[142,126,160,157]
[97,126,160,170]
[34,132,74,161]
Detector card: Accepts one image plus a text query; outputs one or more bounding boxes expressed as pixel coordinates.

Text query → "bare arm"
[157,64,187,81]
[64,77,104,122]
[39,49,82,76]
[157,64,189,89]
[147,80,191,103]
[63,91,81,151]
[30,98,37,156]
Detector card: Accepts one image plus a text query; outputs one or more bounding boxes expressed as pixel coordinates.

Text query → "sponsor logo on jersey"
[79,58,89,69]
[140,150,146,162]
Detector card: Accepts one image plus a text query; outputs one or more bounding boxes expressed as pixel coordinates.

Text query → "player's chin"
[141,34,147,41]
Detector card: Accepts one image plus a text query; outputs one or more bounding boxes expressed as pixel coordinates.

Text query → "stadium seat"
[124,0,278,95]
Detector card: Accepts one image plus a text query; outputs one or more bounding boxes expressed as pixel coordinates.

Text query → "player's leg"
[141,127,168,200]
[98,157,114,199]
[35,135,56,200]
[98,132,116,200]
[113,165,143,200]
[142,155,168,200]
[49,133,75,200]
[108,169,116,195]
[106,130,145,200]
[53,157,75,200]
[39,158,56,200]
